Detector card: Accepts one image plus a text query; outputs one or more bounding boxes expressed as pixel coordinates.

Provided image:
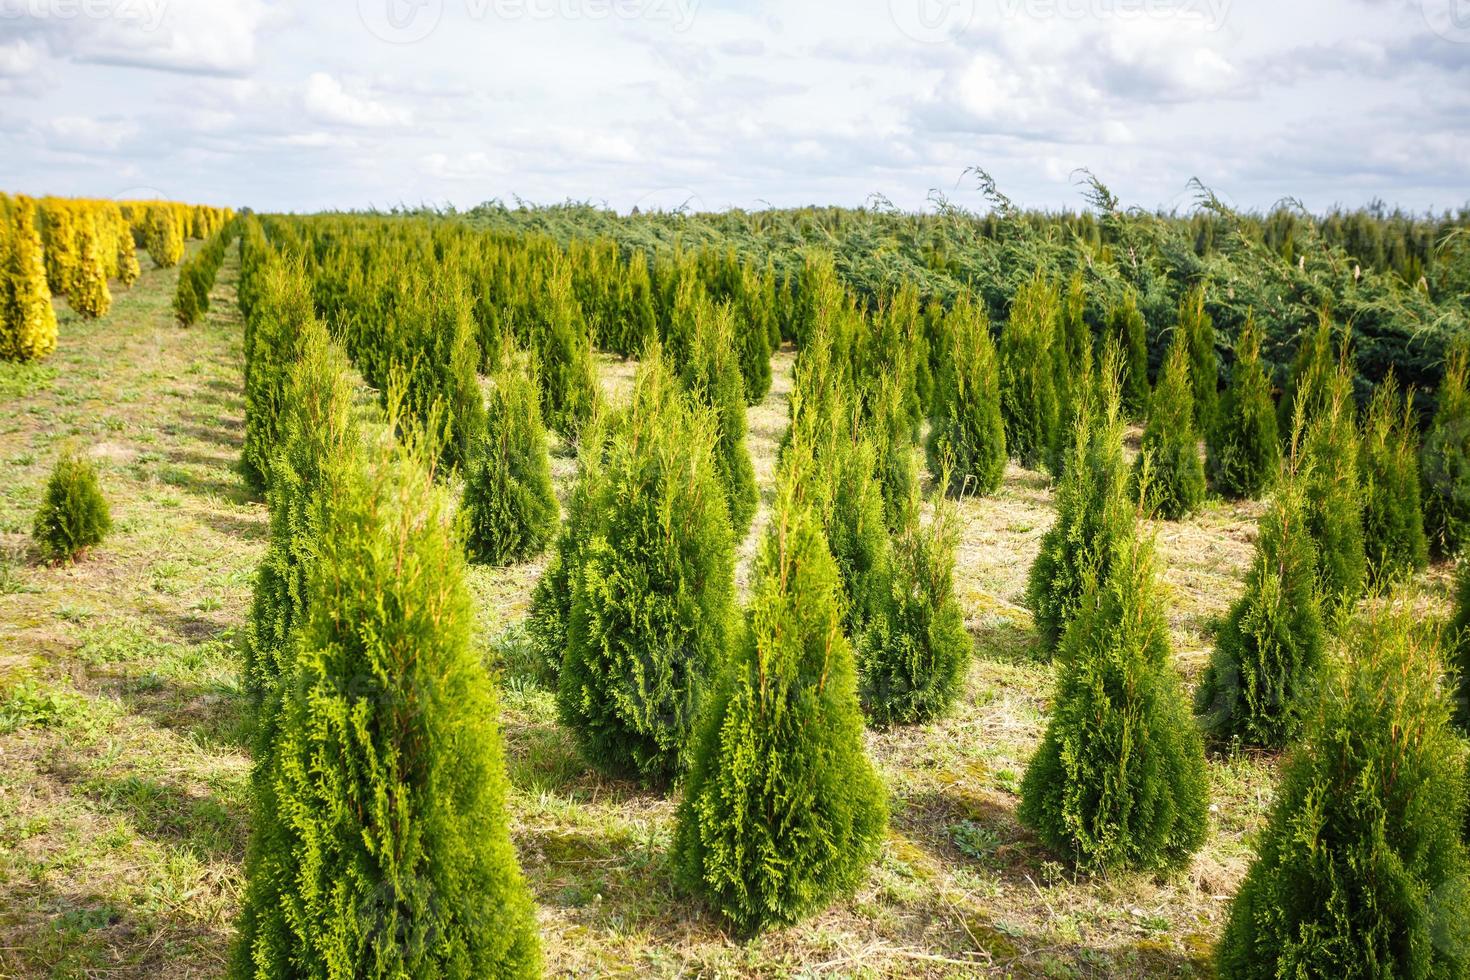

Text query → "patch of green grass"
[0,360,58,400]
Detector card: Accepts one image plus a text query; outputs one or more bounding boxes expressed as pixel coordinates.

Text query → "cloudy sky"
[1,0,1467,214]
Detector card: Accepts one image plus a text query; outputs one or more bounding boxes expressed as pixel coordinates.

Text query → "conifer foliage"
[0,197,58,362]
[1026,360,1134,653]
[68,215,111,319]
[1277,310,1335,441]
[1208,315,1280,500]
[1107,289,1150,417]
[1136,336,1205,520]
[927,293,1005,497]
[859,486,971,725]
[1048,272,1092,478]
[32,449,111,563]
[1422,341,1470,557]
[1180,285,1218,434]
[674,443,886,932]
[999,271,1059,470]
[245,320,360,697]
[1019,526,1209,872]
[557,349,737,781]
[1216,607,1470,978]
[527,410,611,687]
[1298,361,1366,614]
[232,440,541,979]
[1195,466,1324,748]
[1359,374,1429,584]
[460,358,559,565]
[680,303,758,535]
[145,204,185,268]
[241,253,316,491]
[533,262,601,439]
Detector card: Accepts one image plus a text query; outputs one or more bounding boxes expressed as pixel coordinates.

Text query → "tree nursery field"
[3,187,1470,978]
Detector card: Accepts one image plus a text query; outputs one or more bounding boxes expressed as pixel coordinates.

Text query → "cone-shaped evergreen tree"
[146,205,185,268]
[1299,361,1366,615]
[1107,289,1150,417]
[40,201,79,297]
[786,331,896,640]
[1360,373,1429,585]
[242,255,316,492]
[0,198,58,362]
[174,265,204,326]
[527,409,612,688]
[231,436,541,980]
[927,293,1005,497]
[1026,355,1134,653]
[1216,606,1470,978]
[1422,341,1470,557]
[1179,285,1218,435]
[674,441,886,932]
[114,219,141,288]
[1195,462,1324,748]
[680,302,758,536]
[1208,314,1280,500]
[69,216,111,319]
[245,320,359,698]
[32,449,111,563]
[1277,310,1335,443]
[1048,272,1091,478]
[857,283,924,440]
[1136,336,1206,520]
[534,262,600,440]
[460,356,559,566]
[1019,523,1209,871]
[999,271,1060,470]
[864,370,920,531]
[557,348,737,781]
[859,482,971,725]
[392,279,485,474]
[737,263,774,405]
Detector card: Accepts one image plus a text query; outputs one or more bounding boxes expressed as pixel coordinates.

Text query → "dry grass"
[0,252,1456,978]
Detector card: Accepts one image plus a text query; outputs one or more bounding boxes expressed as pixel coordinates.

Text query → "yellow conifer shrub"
[39,200,79,296]
[145,204,185,268]
[1,196,59,361]
[69,214,112,319]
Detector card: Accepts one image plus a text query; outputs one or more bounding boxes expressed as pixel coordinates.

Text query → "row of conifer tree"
[229,210,1470,977]
[0,193,232,361]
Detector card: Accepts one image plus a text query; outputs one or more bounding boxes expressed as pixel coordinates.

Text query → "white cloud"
[39,115,139,152]
[303,72,412,129]
[0,38,42,76]
[0,0,1462,212]
[421,151,507,180]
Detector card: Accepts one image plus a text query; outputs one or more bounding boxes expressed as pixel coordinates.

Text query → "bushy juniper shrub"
[32,449,111,562]
[1216,605,1470,978]
[674,441,885,932]
[556,348,737,782]
[1020,526,1208,872]
[1196,465,1324,748]
[927,293,1005,497]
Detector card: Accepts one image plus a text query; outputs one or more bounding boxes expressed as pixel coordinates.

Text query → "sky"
[1,0,1467,215]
